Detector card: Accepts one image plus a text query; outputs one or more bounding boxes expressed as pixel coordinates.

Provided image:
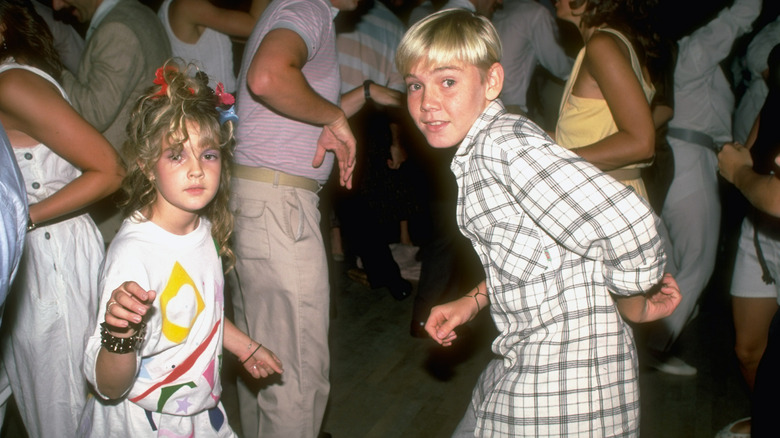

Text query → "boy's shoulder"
[471,103,554,153]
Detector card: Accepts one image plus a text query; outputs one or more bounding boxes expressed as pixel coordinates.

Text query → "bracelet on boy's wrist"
[100,322,146,354]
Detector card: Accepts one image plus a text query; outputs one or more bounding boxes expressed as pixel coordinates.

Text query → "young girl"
[79,62,282,437]
[0,1,124,437]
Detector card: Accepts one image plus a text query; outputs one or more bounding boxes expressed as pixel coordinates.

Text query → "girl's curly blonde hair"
[120,59,236,271]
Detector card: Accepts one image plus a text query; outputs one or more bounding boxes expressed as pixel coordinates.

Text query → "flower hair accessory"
[214,83,235,106]
[152,66,195,98]
[152,66,175,97]
[214,82,238,125]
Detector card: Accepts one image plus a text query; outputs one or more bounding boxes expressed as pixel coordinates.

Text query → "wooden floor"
[225,250,753,438]
[0,242,753,438]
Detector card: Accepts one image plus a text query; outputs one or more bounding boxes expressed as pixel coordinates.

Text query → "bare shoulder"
[0,69,60,108]
[585,31,631,64]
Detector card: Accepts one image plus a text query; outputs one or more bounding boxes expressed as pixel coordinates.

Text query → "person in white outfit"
[733,15,780,145]
[0,1,125,436]
[491,0,572,116]
[645,0,762,376]
[158,0,268,92]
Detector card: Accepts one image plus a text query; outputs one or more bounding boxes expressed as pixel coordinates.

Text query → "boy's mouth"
[423,120,449,133]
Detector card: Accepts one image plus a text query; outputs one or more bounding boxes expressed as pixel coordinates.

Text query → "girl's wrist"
[240,341,263,365]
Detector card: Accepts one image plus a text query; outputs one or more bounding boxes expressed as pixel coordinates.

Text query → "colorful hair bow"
[217,106,239,125]
[215,82,235,106]
[214,82,237,125]
[153,66,175,97]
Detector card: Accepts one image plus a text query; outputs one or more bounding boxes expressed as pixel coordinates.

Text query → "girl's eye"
[443,79,455,88]
[169,153,182,162]
[203,151,220,161]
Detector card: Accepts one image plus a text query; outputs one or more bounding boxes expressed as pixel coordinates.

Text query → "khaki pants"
[229,177,330,438]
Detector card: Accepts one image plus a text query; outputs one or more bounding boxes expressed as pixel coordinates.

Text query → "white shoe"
[645,352,697,376]
[714,417,751,438]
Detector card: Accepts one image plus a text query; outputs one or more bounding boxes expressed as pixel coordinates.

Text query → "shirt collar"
[86,0,122,41]
[455,99,506,159]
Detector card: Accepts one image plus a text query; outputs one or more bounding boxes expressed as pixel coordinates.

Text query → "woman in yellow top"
[554,0,658,199]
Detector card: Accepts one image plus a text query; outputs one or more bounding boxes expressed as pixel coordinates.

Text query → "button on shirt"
[451,100,665,436]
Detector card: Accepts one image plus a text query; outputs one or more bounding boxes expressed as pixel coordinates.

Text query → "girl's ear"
[484,62,504,101]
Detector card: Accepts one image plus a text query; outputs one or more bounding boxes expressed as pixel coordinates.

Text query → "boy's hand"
[105,281,156,333]
[425,297,476,347]
[642,273,682,322]
[241,345,284,379]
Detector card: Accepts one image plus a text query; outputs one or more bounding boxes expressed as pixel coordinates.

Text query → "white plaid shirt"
[451,100,666,437]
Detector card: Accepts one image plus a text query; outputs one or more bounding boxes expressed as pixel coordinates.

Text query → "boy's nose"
[420,90,438,111]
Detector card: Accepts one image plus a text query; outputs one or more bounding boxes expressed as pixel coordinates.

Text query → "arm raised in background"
[167,0,269,42]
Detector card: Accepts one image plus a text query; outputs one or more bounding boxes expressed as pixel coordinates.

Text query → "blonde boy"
[397,9,682,437]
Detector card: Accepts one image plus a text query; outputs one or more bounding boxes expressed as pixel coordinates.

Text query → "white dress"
[0,62,104,438]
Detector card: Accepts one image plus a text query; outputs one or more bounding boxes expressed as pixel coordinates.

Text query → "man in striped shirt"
[230,0,378,435]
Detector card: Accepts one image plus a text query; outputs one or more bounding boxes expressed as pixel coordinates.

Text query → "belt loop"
[273,171,280,188]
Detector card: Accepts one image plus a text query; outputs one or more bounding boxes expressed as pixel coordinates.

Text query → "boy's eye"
[407,83,421,92]
[443,79,455,88]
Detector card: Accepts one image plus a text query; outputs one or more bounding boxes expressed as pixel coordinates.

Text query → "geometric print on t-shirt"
[160,262,205,343]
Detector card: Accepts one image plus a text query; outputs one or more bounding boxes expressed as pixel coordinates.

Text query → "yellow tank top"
[555,28,655,199]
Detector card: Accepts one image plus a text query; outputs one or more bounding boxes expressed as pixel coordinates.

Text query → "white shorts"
[730,218,780,304]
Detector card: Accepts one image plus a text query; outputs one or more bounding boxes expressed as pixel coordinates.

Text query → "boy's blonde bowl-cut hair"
[396,8,502,78]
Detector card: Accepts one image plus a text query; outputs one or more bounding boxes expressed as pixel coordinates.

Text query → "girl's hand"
[105,281,156,332]
[240,344,283,379]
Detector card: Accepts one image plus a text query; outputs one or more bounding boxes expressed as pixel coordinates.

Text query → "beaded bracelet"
[100,322,146,354]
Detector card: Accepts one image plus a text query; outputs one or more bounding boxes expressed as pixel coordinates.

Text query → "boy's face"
[405,60,502,149]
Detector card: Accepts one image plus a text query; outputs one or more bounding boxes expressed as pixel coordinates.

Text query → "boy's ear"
[485,62,504,101]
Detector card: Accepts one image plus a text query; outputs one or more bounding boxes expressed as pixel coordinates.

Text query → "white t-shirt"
[81,215,235,437]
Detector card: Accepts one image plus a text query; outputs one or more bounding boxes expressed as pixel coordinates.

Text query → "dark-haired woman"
[554,0,657,199]
[0,1,124,436]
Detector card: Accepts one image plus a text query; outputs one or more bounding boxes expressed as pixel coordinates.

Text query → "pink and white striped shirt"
[235,0,340,184]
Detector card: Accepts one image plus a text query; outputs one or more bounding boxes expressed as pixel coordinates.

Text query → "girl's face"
[149,122,222,232]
